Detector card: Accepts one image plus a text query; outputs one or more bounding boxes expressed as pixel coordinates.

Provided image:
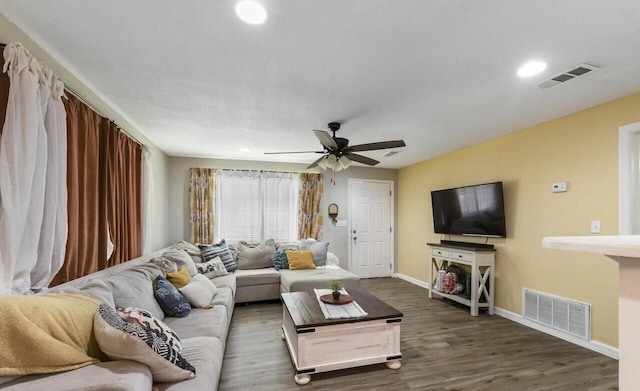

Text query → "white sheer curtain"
[140,145,153,254]
[215,170,299,243]
[0,43,67,294]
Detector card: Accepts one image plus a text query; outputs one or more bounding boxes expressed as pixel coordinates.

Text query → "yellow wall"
[398,91,640,348]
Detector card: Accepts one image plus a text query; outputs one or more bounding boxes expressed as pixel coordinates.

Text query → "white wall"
[168,156,398,270]
[0,14,171,252]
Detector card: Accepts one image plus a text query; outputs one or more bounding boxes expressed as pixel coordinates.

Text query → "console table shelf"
[427,243,495,316]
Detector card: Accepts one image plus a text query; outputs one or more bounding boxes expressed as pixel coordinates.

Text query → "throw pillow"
[195,256,229,278]
[117,307,182,354]
[299,239,330,266]
[153,276,191,318]
[94,304,196,382]
[162,249,199,277]
[0,294,102,376]
[199,239,236,272]
[151,256,179,273]
[236,239,276,270]
[276,241,299,251]
[103,263,166,320]
[171,239,204,263]
[166,268,191,289]
[286,250,316,270]
[271,248,291,271]
[179,274,218,308]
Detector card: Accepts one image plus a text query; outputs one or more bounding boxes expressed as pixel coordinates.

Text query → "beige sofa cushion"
[279,267,360,292]
[0,360,153,391]
[155,337,224,391]
[235,268,280,287]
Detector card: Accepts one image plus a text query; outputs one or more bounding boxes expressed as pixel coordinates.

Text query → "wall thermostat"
[552,182,568,193]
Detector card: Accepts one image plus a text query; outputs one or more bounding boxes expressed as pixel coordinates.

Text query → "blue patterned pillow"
[153,276,191,317]
[199,239,236,272]
[271,248,291,270]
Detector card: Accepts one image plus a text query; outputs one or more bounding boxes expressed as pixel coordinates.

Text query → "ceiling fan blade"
[307,155,327,169]
[264,151,324,155]
[343,152,380,166]
[313,130,338,150]
[346,140,406,152]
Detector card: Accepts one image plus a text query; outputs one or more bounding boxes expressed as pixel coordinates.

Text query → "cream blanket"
[0,293,102,375]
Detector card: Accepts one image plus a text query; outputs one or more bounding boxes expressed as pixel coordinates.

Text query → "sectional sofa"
[0,240,359,390]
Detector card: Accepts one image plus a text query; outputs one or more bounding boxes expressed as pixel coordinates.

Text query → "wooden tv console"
[427,243,495,316]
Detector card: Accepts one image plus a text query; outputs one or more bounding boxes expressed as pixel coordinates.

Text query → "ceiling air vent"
[382,150,401,158]
[538,63,600,89]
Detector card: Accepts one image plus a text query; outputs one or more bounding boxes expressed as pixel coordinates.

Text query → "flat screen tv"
[431,182,506,238]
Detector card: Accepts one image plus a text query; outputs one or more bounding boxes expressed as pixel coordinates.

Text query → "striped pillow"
[199,240,236,272]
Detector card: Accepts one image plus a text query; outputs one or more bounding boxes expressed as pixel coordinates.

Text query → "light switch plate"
[591,220,601,234]
[335,220,347,227]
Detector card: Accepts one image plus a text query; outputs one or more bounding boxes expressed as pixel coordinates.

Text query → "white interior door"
[349,179,393,278]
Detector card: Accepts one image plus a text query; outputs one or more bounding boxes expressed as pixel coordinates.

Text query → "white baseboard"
[392,273,618,359]
[393,273,430,290]
[494,307,618,359]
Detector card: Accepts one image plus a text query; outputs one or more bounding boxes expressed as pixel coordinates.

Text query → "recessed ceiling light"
[235,1,267,25]
[517,61,547,78]
[239,148,250,152]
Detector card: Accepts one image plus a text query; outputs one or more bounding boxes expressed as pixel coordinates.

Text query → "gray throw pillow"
[236,239,277,270]
[299,239,329,266]
[104,263,166,320]
[161,249,198,277]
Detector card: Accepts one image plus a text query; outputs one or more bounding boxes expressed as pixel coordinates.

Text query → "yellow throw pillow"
[286,250,316,270]
[166,268,191,289]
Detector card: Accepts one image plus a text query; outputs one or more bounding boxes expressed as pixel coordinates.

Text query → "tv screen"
[431,182,506,238]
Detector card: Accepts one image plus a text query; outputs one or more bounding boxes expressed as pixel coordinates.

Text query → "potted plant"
[329,280,342,301]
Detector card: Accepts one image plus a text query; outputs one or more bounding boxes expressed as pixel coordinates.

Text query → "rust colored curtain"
[106,124,142,266]
[51,94,108,285]
[297,173,323,240]
[50,95,142,285]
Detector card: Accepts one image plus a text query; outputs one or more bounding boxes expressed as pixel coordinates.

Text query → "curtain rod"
[0,42,143,146]
[220,168,302,174]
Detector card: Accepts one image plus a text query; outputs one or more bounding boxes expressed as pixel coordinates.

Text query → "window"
[215,171,299,243]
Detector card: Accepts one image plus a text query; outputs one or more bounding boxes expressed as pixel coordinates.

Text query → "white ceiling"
[2,0,640,169]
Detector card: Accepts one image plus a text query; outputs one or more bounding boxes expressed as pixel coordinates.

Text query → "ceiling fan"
[265,122,406,170]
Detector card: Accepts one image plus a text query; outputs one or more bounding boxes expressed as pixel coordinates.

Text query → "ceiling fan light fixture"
[317,157,328,170]
[235,1,268,25]
[338,155,352,169]
[325,155,341,171]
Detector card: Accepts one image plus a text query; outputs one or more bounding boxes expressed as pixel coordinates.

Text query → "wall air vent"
[523,288,591,340]
[538,63,600,89]
[382,150,401,158]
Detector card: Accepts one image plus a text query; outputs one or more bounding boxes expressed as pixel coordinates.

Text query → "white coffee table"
[281,288,403,385]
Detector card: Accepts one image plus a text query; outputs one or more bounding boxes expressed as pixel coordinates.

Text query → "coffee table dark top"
[281,288,403,329]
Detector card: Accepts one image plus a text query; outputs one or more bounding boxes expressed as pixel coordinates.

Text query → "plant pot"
[332,291,341,301]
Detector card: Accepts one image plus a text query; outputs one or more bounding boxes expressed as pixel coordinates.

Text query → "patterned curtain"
[297,173,323,240]
[189,168,216,244]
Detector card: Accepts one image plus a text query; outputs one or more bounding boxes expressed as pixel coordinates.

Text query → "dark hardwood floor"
[219,278,618,391]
